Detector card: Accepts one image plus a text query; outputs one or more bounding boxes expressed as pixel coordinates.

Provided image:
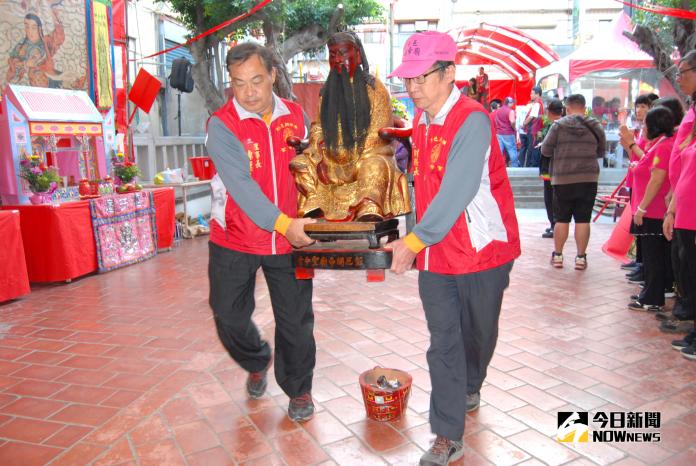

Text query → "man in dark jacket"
[541,94,606,270]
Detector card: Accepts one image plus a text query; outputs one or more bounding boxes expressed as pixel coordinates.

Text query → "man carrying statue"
[290,31,410,222]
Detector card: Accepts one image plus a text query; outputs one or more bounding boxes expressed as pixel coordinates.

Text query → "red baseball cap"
[388,31,457,79]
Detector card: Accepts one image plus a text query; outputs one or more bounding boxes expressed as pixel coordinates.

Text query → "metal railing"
[133,135,206,182]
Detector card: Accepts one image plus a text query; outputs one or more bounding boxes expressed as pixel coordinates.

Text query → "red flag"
[128,68,161,113]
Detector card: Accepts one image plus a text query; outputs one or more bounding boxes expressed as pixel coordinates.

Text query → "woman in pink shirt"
[628,106,676,312]
[664,50,696,360]
[620,93,659,279]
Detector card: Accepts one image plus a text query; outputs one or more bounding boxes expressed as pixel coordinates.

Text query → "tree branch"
[623,27,686,103]
[280,24,328,62]
[328,3,345,33]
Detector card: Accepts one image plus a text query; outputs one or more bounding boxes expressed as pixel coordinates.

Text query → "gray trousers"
[419,261,513,440]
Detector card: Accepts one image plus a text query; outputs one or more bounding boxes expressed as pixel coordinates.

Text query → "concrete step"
[513,195,546,208]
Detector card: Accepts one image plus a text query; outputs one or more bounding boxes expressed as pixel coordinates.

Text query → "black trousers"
[208,242,315,398]
[543,180,554,228]
[672,231,693,312]
[519,133,529,166]
[419,261,513,441]
[675,229,696,336]
[638,219,672,306]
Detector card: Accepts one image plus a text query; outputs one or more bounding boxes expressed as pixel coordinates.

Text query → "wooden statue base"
[293,219,399,282]
[304,219,399,248]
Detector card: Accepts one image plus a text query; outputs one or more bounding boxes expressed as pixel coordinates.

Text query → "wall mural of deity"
[0,0,88,91]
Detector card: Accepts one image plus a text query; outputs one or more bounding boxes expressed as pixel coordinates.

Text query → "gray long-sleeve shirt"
[411,88,491,247]
[205,96,309,232]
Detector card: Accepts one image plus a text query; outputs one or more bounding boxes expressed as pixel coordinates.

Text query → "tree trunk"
[624,26,687,103]
[213,43,225,94]
[260,15,294,100]
[191,4,224,113]
[191,39,224,113]
[623,6,696,104]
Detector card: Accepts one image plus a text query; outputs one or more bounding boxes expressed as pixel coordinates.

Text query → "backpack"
[169,58,194,93]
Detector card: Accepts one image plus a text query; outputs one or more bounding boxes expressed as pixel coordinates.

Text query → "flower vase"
[29,191,52,205]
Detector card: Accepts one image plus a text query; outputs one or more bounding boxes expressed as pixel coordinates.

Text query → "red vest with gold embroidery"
[210,98,304,255]
[411,95,521,274]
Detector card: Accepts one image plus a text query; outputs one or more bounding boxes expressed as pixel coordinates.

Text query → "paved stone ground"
[0,210,694,465]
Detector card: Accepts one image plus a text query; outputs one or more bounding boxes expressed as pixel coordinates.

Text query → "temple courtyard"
[0,210,694,466]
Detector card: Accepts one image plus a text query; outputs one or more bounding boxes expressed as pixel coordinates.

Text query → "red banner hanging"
[133,0,274,61]
[615,1,696,20]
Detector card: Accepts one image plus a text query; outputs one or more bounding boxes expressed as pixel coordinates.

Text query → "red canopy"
[450,23,559,81]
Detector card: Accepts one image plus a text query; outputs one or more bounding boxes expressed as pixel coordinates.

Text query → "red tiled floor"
[0,441,62,466]
[48,442,107,466]
[51,384,116,404]
[49,403,119,426]
[2,397,66,419]
[4,379,66,397]
[186,446,233,466]
[173,420,220,455]
[1,212,695,465]
[43,424,93,448]
[135,439,186,466]
[92,437,135,466]
[273,429,329,466]
[0,417,63,443]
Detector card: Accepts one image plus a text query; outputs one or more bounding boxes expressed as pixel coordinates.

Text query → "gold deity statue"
[290,32,411,222]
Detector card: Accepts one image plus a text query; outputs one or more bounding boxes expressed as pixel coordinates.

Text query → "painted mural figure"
[6,4,65,88]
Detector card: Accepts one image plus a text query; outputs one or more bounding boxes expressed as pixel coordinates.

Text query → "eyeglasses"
[676,66,696,77]
[403,66,445,86]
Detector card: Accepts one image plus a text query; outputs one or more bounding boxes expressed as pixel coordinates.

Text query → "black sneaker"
[541,229,554,239]
[246,368,268,399]
[419,436,464,466]
[288,393,314,422]
[627,301,662,312]
[466,392,480,413]
[671,334,694,350]
[673,300,695,321]
[655,311,671,321]
[621,260,640,270]
[626,268,643,279]
[660,320,694,334]
[681,344,696,361]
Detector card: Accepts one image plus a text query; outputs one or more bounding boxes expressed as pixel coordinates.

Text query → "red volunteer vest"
[411,95,521,274]
[210,98,305,255]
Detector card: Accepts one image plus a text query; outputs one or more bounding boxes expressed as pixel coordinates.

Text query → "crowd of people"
[616,51,696,361]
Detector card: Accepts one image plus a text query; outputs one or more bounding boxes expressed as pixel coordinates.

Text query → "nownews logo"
[557,411,661,443]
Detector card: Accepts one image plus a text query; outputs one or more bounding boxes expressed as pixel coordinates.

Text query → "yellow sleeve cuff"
[403,232,426,254]
[274,213,292,235]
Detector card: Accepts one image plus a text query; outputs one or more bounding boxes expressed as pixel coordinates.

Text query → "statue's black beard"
[320,66,371,154]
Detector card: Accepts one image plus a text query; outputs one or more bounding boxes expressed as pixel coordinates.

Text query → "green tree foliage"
[630,0,696,54]
[624,0,696,101]
[163,0,383,111]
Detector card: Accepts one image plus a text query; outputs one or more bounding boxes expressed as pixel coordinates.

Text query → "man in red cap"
[388,31,520,466]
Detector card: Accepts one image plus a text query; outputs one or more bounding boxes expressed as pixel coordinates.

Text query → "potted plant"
[19,154,60,204]
[112,153,142,193]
